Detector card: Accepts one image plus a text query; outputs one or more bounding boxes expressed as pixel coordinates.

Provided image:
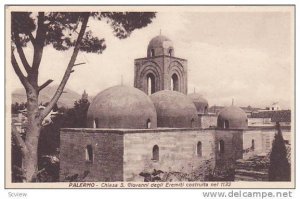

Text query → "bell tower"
[134,35,188,95]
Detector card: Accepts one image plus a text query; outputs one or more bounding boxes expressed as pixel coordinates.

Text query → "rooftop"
[251,110,291,122]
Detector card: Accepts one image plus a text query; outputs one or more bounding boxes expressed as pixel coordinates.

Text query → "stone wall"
[242,130,265,159]
[215,130,243,167]
[123,129,215,181]
[163,56,188,94]
[60,128,124,182]
[242,127,291,159]
[59,126,291,182]
[134,57,164,94]
[199,114,217,128]
[134,56,187,94]
[248,118,272,126]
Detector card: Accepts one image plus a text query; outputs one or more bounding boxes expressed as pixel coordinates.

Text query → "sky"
[9,7,294,109]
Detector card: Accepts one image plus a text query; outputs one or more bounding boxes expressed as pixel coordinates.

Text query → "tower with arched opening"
[134,35,188,95]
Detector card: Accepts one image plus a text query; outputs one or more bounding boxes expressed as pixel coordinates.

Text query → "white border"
[1,0,299,199]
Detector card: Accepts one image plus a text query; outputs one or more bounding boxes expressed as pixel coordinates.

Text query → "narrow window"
[146,119,151,129]
[219,140,225,153]
[224,120,229,129]
[147,73,155,95]
[93,118,99,128]
[168,49,173,56]
[197,141,202,157]
[151,49,155,57]
[251,139,255,150]
[171,74,179,91]
[152,145,159,161]
[86,145,93,162]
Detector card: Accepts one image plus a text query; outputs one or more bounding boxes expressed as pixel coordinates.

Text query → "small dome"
[87,85,157,129]
[217,106,248,129]
[188,93,209,114]
[150,90,198,128]
[147,35,174,57]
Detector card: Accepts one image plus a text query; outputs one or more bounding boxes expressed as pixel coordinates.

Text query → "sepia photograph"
[5,5,295,189]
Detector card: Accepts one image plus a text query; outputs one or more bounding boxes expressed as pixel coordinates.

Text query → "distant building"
[248,110,291,127]
[265,102,281,111]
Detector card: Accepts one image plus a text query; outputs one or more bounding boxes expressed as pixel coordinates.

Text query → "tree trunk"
[11,12,90,182]
[22,87,42,182]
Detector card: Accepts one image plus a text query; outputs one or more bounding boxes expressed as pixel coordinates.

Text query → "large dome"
[217,106,248,129]
[188,93,209,114]
[150,90,198,128]
[87,85,157,129]
[147,35,174,57]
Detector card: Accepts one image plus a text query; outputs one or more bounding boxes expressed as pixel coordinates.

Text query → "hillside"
[11,85,83,108]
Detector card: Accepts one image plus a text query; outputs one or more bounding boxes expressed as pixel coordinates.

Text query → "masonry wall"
[199,114,217,128]
[242,127,291,159]
[215,130,243,167]
[134,56,187,94]
[123,129,215,181]
[163,56,188,94]
[60,129,124,182]
[248,118,272,126]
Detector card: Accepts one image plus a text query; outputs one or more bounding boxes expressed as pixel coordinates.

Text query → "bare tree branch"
[28,32,35,46]
[38,79,53,91]
[40,12,90,119]
[73,62,86,66]
[31,12,46,79]
[11,51,30,89]
[13,32,31,73]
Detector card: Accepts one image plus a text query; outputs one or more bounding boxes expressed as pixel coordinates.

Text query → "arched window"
[204,106,208,113]
[152,145,159,161]
[219,140,225,153]
[168,49,173,56]
[224,120,229,129]
[86,145,93,162]
[147,73,155,95]
[251,139,255,150]
[146,119,151,129]
[197,141,202,157]
[171,74,179,91]
[151,49,155,57]
[93,118,99,128]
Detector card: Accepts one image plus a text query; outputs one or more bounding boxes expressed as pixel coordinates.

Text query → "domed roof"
[148,35,173,48]
[188,93,209,114]
[150,90,198,128]
[217,105,248,129]
[87,85,157,129]
[147,35,174,57]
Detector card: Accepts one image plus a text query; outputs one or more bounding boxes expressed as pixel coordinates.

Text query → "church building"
[59,35,290,182]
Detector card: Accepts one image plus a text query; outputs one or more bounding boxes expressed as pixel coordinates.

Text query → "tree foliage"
[11,102,27,114]
[62,97,90,128]
[269,122,291,181]
[12,12,156,51]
